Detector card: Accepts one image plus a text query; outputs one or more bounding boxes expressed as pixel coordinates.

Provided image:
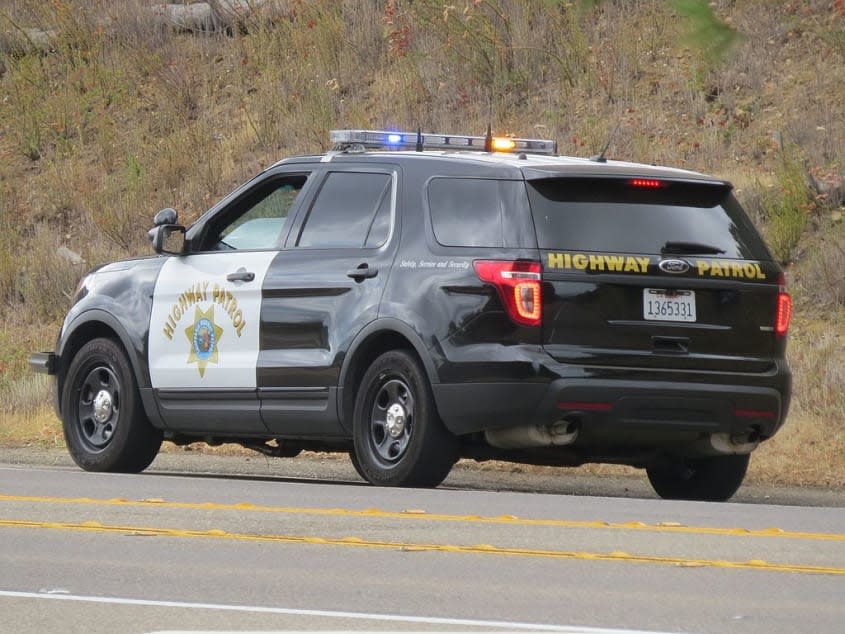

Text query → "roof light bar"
[329,129,558,156]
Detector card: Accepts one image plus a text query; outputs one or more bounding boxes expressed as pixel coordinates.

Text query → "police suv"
[30,128,792,501]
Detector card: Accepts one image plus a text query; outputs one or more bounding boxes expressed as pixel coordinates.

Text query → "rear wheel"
[352,350,457,487]
[62,338,162,473]
[646,453,750,502]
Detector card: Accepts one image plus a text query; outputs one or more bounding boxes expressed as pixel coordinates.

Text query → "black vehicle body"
[31,132,792,500]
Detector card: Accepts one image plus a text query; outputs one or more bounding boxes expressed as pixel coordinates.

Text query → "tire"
[646,453,750,502]
[348,447,367,481]
[61,337,162,473]
[352,350,457,487]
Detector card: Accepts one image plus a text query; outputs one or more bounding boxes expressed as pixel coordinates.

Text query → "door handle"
[651,336,689,354]
[347,264,378,282]
[227,269,255,283]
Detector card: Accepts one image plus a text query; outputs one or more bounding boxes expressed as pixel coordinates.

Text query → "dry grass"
[0,406,63,448]
[750,414,845,488]
[4,404,842,490]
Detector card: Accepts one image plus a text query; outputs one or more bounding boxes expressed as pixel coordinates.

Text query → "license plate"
[643,289,696,322]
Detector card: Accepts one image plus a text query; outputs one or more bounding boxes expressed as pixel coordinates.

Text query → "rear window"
[527,178,770,260]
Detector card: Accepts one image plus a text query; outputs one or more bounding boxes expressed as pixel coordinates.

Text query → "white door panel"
[149,252,276,389]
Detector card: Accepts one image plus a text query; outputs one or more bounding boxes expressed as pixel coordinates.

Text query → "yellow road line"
[1,518,843,576]
[0,493,842,543]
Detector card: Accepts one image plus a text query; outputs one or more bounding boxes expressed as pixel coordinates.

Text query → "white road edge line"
[0,590,675,634]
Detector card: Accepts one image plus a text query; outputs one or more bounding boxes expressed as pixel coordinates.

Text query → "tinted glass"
[429,178,514,247]
[364,187,392,248]
[298,172,392,248]
[527,178,770,259]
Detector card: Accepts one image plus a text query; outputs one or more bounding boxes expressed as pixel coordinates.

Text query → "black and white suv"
[31,128,792,501]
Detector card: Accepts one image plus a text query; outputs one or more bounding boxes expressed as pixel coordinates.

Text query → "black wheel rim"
[368,378,414,464]
[75,365,120,451]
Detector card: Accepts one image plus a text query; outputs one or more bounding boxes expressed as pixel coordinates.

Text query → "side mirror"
[153,207,178,226]
[149,224,186,255]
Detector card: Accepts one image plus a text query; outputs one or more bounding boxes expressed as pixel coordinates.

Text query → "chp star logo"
[185,306,223,378]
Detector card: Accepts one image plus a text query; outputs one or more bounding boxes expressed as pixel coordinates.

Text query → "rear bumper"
[534,377,786,438]
[433,359,791,449]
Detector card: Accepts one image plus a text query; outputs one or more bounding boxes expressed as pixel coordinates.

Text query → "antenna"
[590,120,622,163]
[484,123,494,153]
[415,126,423,152]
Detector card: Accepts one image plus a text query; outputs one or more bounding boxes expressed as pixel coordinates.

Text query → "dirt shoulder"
[2,445,842,508]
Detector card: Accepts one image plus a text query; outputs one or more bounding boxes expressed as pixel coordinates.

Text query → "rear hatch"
[527,176,784,373]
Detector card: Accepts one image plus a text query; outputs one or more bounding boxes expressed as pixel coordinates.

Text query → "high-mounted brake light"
[630,178,664,189]
[329,129,558,155]
[474,260,542,327]
[775,273,792,337]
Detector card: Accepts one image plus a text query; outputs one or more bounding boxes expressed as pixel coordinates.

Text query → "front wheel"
[348,447,367,481]
[646,453,750,502]
[352,350,457,487]
[61,338,162,473]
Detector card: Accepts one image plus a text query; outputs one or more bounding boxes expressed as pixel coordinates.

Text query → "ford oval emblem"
[658,258,690,274]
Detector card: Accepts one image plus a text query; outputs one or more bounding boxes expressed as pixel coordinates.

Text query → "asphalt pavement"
[1,448,844,633]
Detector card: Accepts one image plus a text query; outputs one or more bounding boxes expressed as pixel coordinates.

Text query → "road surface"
[0,450,843,633]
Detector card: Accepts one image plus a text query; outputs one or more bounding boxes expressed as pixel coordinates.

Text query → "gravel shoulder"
[1,445,843,508]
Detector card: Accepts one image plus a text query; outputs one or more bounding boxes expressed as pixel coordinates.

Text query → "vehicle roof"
[273,150,728,185]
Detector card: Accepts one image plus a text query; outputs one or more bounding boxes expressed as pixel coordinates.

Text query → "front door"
[148,170,313,433]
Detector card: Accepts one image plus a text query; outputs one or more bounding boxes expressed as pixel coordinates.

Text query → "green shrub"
[754,150,816,264]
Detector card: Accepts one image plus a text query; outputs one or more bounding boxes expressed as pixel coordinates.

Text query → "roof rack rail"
[329,129,558,156]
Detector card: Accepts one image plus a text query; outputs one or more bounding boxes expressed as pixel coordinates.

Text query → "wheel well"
[340,331,419,429]
[58,321,123,408]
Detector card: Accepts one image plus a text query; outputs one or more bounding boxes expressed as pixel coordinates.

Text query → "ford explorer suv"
[30,127,792,501]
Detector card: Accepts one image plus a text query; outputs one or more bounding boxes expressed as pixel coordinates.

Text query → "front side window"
[212,174,309,251]
[297,172,393,248]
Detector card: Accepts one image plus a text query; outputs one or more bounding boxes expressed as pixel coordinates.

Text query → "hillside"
[1,0,843,485]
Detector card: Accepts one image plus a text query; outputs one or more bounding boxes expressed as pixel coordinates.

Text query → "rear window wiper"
[661,241,726,255]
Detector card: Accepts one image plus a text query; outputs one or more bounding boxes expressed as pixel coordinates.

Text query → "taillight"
[775,273,792,337]
[473,260,542,327]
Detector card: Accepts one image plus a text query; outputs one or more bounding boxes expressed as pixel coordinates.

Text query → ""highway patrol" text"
[546,252,766,280]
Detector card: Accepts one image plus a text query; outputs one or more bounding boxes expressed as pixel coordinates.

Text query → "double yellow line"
[2,493,844,576]
[1,493,843,542]
[1,517,844,576]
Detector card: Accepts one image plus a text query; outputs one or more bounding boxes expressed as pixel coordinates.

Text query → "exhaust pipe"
[708,431,759,455]
[485,419,580,450]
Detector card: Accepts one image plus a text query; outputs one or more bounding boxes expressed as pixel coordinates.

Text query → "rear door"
[526,176,783,373]
[257,164,399,436]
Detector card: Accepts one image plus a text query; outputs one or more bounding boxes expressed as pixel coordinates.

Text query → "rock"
[56,246,85,266]
[0,27,56,56]
[809,169,844,207]
[151,1,281,34]
[152,3,216,33]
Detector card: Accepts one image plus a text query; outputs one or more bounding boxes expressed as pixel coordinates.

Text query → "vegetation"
[1,0,843,486]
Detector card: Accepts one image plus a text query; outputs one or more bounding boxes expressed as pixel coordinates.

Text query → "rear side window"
[297,172,392,248]
[428,178,531,248]
[527,178,770,259]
